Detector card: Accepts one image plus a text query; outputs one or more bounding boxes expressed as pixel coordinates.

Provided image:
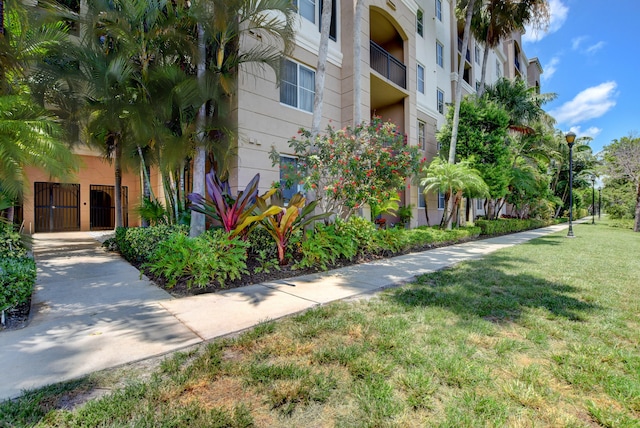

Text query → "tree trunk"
[114,136,123,229]
[137,146,152,227]
[353,0,364,125]
[448,0,476,165]
[311,0,332,138]
[634,179,640,232]
[190,23,207,237]
[477,41,491,97]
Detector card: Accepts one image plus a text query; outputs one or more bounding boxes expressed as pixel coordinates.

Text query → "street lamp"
[591,174,596,224]
[598,187,602,220]
[565,132,576,237]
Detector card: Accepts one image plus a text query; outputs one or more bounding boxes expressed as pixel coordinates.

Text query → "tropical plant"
[253,190,331,265]
[188,169,280,236]
[188,0,297,237]
[421,157,489,229]
[470,0,550,97]
[272,118,424,219]
[437,97,510,220]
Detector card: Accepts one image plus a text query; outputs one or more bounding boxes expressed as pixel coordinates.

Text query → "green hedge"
[113,225,188,264]
[1,257,37,312]
[475,218,564,236]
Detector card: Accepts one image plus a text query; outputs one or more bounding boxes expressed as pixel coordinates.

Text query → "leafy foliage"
[144,229,249,288]
[0,257,36,313]
[475,218,563,235]
[253,190,331,265]
[295,223,358,271]
[114,224,188,264]
[188,169,279,236]
[271,118,425,219]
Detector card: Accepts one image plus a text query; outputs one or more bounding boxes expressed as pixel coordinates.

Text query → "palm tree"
[471,0,549,97]
[188,0,296,236]
[421,157,489,229]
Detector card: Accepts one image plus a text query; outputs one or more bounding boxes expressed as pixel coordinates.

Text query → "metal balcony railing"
[370,40,406,89]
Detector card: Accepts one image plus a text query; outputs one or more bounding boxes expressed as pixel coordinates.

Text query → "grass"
[2,220,640,427]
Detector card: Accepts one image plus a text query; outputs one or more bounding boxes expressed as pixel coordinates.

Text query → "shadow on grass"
[390,255,598,323]
[523,235,565,246]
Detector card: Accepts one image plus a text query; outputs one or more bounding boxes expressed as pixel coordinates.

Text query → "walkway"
[0,223,576,401]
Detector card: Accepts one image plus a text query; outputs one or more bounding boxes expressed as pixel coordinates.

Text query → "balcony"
[370,40,406,89]
[458,38,471,63]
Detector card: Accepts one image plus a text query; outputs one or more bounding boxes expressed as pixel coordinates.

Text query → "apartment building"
[18,0,542,232]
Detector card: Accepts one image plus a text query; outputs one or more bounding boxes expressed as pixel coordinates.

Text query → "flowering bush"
[271,118,425,219]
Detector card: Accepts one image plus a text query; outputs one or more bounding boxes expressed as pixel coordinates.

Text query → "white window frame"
[418,185,426,208]
[417,9,424,37]
[418,120,426,151]
[435,0,442,21]
[496,59,502,78]
[280,59,315,113]
[475,45,481,64]
[417,64,425,94]
[438,192,445,210]
[437,88,444,114]
[436,41,444,68]
[476,198,484,210]
[295,0,316,23]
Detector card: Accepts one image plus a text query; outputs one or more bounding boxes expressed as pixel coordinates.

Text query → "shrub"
[144,230,249,289]
[115,224,188,264]
[372,228,411,254]
[295,223,358,270]
[0,223,29,259]
[476,218,552,235]
[334,217,377,255]
[0,257,36,313]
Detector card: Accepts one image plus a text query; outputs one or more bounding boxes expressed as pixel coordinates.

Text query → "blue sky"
[522,0,639,154]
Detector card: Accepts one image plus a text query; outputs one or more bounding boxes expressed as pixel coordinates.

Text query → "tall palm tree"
[471,0,549,97]
[421,157,489,229]
[188,0,296,236]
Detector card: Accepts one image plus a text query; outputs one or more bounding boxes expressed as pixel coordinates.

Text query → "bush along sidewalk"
[475,217,567,235]
[0,223,36,329]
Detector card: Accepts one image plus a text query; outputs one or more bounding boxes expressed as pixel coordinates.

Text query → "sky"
[522,0,640,155]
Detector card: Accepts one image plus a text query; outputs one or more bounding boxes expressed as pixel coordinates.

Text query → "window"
[437,140,442,151]
[438,192,445,209]
[417,64,425,94]
[475,45,481,64]
[418,185,426,208]
[280,156,302,203]
[319,0,337,41]
[417,9,424,37]
[476,198,484,210]
[437,88,444,114]
[295,0,316,23]
[418,120,426,151]
[280,59,315,113]
[436,41,444,67]
[496,59,502,78]
[435,0,442,21]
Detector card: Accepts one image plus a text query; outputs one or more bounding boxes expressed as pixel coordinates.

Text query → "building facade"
[19,0,542,232]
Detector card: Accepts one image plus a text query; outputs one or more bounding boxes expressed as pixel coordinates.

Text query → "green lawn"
[2,220,640,427]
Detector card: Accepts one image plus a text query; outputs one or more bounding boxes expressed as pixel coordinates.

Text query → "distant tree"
[602,134,640,232]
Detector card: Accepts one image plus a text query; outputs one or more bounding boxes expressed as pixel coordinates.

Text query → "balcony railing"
[370,40,406,89]
[457,38,471,63]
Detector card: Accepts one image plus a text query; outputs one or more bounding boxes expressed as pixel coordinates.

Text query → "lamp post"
[565,132,576,237]
[591,175,596,224]
[598,187,602,220]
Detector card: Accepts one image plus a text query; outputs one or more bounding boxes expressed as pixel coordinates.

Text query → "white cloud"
[549,81,618,125]
[571,36,586,50]
[523,0,569,43]
[569,126,602,139]
[542,56,560,83]
[585,41,605,55]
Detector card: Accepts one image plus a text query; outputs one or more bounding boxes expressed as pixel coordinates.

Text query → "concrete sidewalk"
[1,222,575,401]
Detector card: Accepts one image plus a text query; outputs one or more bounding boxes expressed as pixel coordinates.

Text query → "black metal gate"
[34,182,80,232]
[90,185,128,230]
